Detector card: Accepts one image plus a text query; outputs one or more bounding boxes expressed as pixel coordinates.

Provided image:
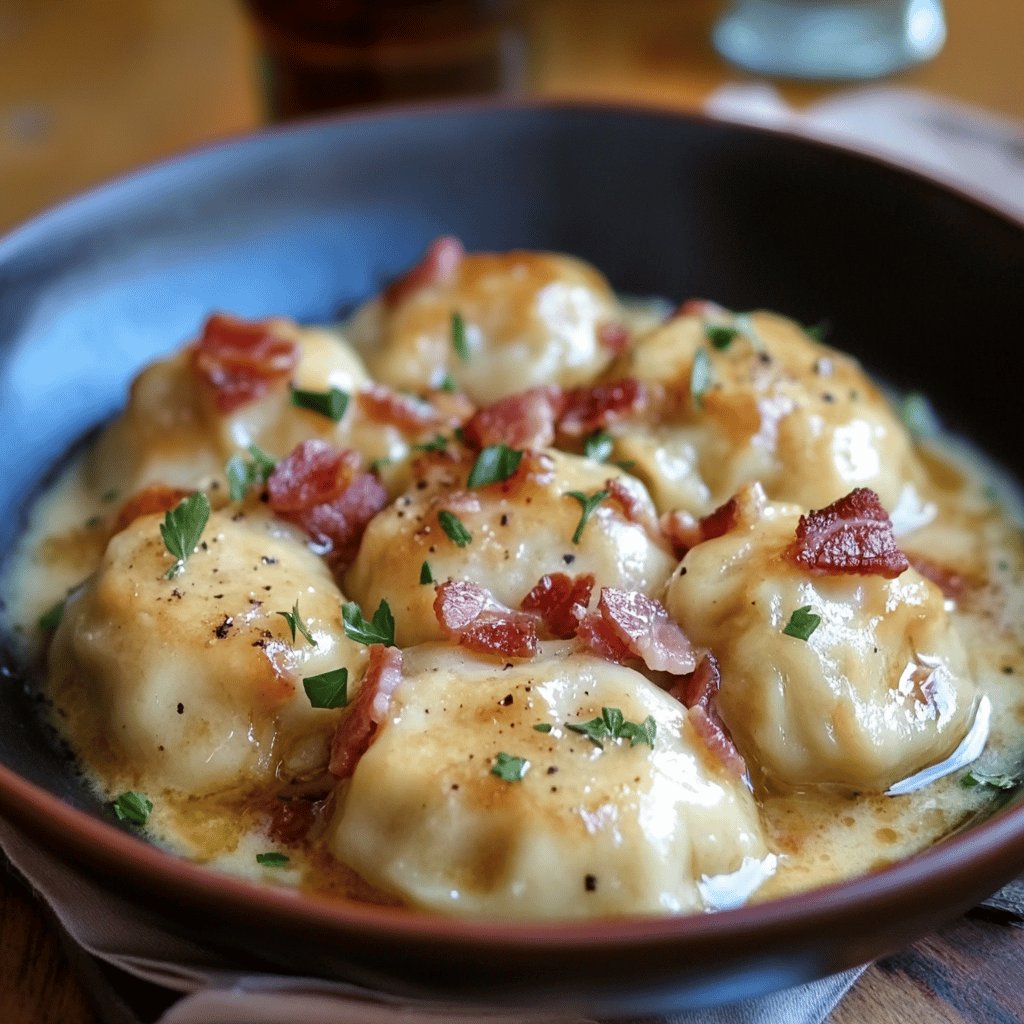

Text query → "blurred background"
[0,0,1021,235]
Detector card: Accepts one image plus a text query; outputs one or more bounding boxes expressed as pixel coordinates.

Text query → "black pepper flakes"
[499,694,514,706]
[214,616,233,639]
[500,514,509,527]
[584,874,597,892]
[261,555,278,565]
[563,554,576,565]
[176,703,184,715]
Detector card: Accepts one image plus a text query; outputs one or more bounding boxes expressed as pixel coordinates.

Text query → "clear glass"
[713,0,947,80]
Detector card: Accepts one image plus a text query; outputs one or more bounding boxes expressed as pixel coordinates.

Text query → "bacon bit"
[520,573,595,639]
[358,383,442,433]
[267,440,388,571]
[267,798,317,846]
[434,579,539,658]
[906,554,968,601]
[575,612,634,664]
[668,654,746,777]
[603,478,668,550]
[114,485,191,533]
[329,645,403,779]
[558,378,648,438]
[597,321,632,355]
[596,588,696,674]
[788,487,909,579]
[191,313,298,413]
[661,496,741,558]
[382,235,464,307]
[462,386,566,450]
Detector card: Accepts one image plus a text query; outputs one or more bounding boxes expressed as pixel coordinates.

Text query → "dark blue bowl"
[1,100,1022,1015]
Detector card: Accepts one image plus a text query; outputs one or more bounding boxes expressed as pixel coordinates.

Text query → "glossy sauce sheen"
[4,246,1024,920]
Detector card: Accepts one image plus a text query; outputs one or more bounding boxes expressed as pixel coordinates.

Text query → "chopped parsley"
[277,600,318,647]
[451,311,470,363]
[899,391,940,440]
[303,667,349,709]
[255,852,290,867]
[567,706,656,750]
[565,489,609,544]
[804,321,829,343]
[38,599,65,632]
[342,599,395,647]
[533,723,553,734]
[226,444,277,502]
[705,324,739,350]
[113,791,153,827]
[690,347,713,408]
[961,770,1020,791]
[160,492,210,579]
[583,430,614,464]
[419,561,434,585]
[413,434,449,453]
[370,456,392,473]
[438,510,472,547]
[491,751,529,782]
[290,385,349,421]
[438,372,457,392]
[783,606,821,641]
[467,444,523,488]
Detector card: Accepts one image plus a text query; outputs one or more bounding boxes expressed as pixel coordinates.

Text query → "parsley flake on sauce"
[533,723,553,734]
[413,434,449,453]
[438,372,458,392]
[342,599,395,647]
[38,599,65,632]
[278,600,318,647]
[566,706,657,750]
[303,667,349,709]
[160,492,211,579]
[113,791,153,827]
[565,489,609,544]
[583,430,614,464]
[256,852,290,867]
[438,510,472,547]
[419,561,434,585]
[704,324,739,350]
[290,385,349,421]
[961,770,1020,791]
[467,444,523,488]
[491,752,530,782]
[226,444,277,502]
[690,348,713,409]
[783,606,821,641]
[451,311,470,363]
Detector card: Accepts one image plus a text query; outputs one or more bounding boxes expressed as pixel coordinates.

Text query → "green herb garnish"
[438,372,457,392]
[899,391,940,440]
[783,606,821,641]
[467,444,523,488]
[226,444,277,502]
[419,561,434,585]
[113,791,153,827]
[533,723,553,734]
[690,347,713,408]
[370,456,392,473]
[804,320,829,343]
[438,510,472,547]
[160,492,211,579]
[961,770,1020,791]
[342,599,395,647]
[451,311,470,363]
[277,600,318,647]
[705,324,739,350]
[38,599,65,632]
[413,434,449,453]
[256,852,290,867]
[491,752,529,782]
[565,489,609,544]
[290,385,349,421]
[566,706,656,750]
[303,667,349,709]
[583,431,614,463]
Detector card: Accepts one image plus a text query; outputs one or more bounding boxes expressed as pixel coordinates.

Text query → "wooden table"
[1,2,1022,1021]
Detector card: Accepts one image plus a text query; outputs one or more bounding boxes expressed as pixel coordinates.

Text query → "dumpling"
[662,486,978,792]
[346,239,626,404]
[328,643,773,918]
[344,448,677,646]
[603,310,925,517]
[46,506,366,796]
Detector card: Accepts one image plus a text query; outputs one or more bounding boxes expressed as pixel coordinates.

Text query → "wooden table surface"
[1,2,1022,1021]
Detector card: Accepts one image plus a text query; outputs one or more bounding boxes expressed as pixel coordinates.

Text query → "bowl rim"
[1,94,1023,956]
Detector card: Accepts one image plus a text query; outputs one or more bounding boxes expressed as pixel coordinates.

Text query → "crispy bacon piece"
[191,313,298,413]
[433,579,538,659]
[462,386,566,450]
[267,440,388,571]
[661,496,740,558]
[597,321,632,355]
[358,383,443,433]
[267,798,318,845]
[788,487,909,579]
[668,654,746,777]
[114,485,191,533]
[382,235,464,307]
[575,612,633,664]
[906,554,968,601]
[329,645,403,779]
[604,478,668,550]
[558,378,648,438]
[520,573,595,639]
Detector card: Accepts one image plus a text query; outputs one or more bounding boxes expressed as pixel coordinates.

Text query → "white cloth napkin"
[4,83,1022,1024]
